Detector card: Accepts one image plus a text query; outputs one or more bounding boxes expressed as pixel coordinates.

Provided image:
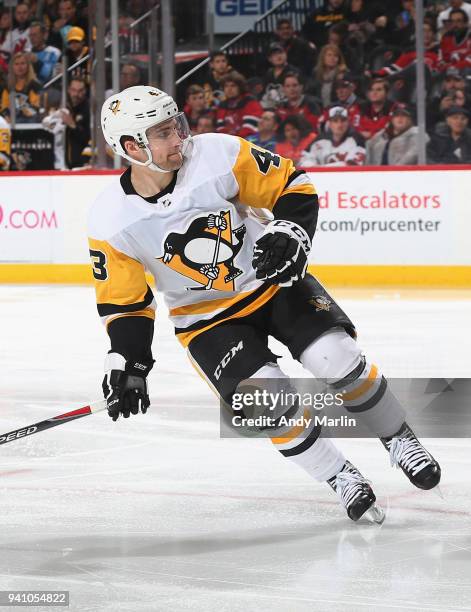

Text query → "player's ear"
[122,136,144,161]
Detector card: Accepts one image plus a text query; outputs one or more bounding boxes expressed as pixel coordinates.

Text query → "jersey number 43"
[89,249,108,281]
[250,147,281,175]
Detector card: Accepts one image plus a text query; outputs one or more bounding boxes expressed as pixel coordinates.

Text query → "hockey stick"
[0,400,107,446]
[190,211,227,291]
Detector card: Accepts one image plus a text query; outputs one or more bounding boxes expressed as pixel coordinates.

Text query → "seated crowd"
[0,0,471,170]
[185,0,471,167]
[0,0,147,170]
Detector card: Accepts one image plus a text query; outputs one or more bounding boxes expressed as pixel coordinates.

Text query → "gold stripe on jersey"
[171,286,264,317]
[233,137,297,211]
[105,307,156,328]
[177,284,279,348]
[88,237,150,308]
[0,127,10,155]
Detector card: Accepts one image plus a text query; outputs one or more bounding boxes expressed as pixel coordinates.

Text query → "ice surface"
[1,286,470,612]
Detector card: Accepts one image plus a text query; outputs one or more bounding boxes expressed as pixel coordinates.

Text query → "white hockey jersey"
[88,133,316,347]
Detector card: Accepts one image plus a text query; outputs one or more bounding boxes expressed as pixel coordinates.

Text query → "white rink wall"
[0,167,470,286]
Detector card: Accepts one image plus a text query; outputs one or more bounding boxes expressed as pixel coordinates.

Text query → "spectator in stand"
[202,50,232,107]
[247,76,265,101]
[0,9,12,48]
[0,52,41,123]
[358,78,397,140]
[344,0,376,55]
[366,104,426,165]
[216,71,263,138]
[427,105,471,163]
[427,67,466,126]
[0,2,32,56]
[439,8,471,71]
[0,113,11,170]
[437,0,471,33]
[318,73,363,131]
[64,26,89,83]
[29,22,61,85]
[61,76,90,168]
[301,105,365,166]
[184,84,211,134]
[277,72,321,130]
[50,0,88,48]
[120,63,141,89]
[0,10,11,75]
[310,44,347,107]
[390,0,416,48]
[274,18,316,77]
[194,114,215,135]
[372,21,440,79]
[275,115,316,164]
[302,0,347,48]
[246,109,280,152]
[261,43,299,109]
[368,20,439,104]
[428,85,471,130]
[105,63,141,98]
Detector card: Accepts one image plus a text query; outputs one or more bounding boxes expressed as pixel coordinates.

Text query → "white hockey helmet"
[101,85,190,172]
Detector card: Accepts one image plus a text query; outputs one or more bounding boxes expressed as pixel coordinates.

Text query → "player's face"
[145,115,190,171]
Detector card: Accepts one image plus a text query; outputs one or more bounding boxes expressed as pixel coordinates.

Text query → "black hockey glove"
[252,220,311,287]
[102,352,153,421]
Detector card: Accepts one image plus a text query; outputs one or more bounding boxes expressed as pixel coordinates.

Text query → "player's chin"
[166,152,183,170]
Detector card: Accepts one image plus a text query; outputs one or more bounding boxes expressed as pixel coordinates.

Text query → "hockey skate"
[380,423,441,490]
[328,461,385,524]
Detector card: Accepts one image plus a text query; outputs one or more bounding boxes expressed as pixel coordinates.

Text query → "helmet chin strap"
[143,145,173,173]
[121,137,191,173]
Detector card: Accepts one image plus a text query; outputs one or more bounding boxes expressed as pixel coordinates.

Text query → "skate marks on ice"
[1,287,471,610]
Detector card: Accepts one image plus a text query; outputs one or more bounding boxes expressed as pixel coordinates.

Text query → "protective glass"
[145,112,190,144]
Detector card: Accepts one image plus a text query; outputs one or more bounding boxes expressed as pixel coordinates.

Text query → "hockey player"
[89,86,441,523]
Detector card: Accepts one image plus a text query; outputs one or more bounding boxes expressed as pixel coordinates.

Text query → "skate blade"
[431,485,444,499]
[364,504,385,525]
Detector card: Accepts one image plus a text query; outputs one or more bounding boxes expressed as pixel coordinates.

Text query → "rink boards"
[0,165,470,287]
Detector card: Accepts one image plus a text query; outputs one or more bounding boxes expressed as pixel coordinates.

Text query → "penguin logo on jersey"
[158,211,246,291]
[309,296,331,312]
